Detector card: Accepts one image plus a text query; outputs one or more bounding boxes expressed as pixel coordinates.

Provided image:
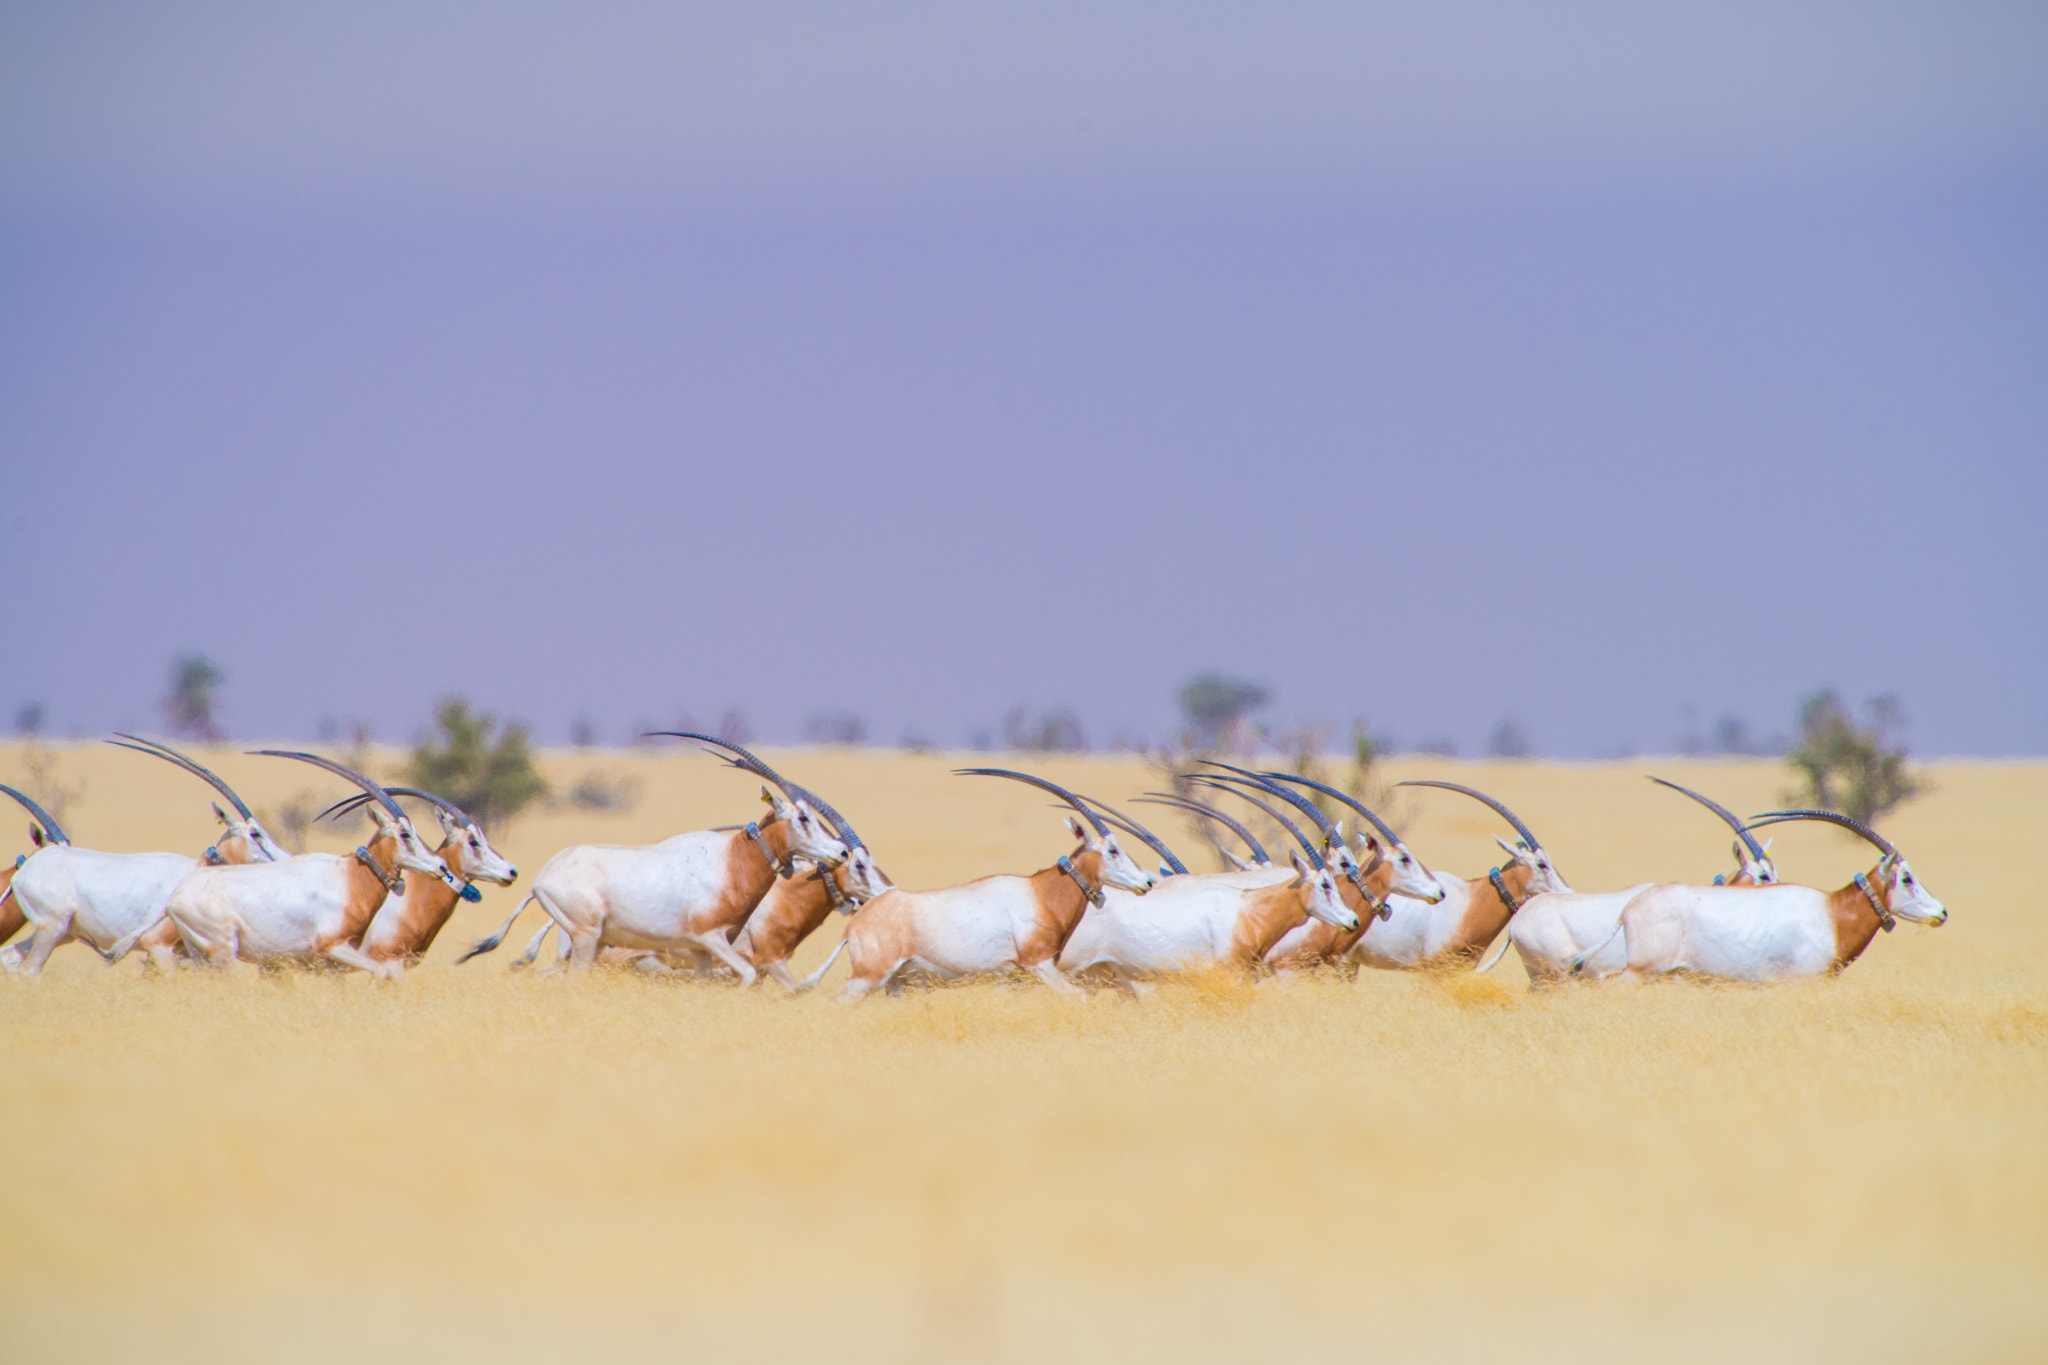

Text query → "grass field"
[1,743,2043,1362]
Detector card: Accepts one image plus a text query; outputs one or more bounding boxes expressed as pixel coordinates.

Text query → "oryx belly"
[533,833,735,945]
[12,848,197,946]
[1622,884,1836,981]
[1510,886,1651,979]
[1060,872,1285,975]
[1350,872,1469,968]
[169,855,359,957]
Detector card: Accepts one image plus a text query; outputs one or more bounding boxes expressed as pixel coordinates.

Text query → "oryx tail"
[797,937,850,992]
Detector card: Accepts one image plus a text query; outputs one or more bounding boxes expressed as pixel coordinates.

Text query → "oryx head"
[108,734,289,862]
[1291,850,1359,932]
[251,751,464,890]
[1650,777,1777,885]
[1747,810,1946,928]
[954,767,1155,893]
[762,787,851,866]
[1399,779,1572,895]
[1263,770,1449,907]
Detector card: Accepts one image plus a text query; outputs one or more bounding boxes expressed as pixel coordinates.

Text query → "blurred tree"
[1784,690,1922,827]
[163,655,224,741]
[406,698,548,832]
[806,711,866,745]
[1004,705,1086,753]
[1487,717,1532,759]
[14,702,44,737]
[1179,673,1268,747]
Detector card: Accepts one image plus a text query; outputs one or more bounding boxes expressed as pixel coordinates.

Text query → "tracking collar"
[1488,867,1522,917]
[1855,872,1895,932]
[1058,855,1105,909]
[355,846,404,896]
[744,821,794,878]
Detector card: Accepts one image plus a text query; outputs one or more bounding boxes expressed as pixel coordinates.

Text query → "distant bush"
[1004,705,1086,753]
[806,711,867,745]
[1179,673,1268,748]
[406,698,548,832]
[1784,690,1922,828]
[164,655,224,741]
[1487,718,1532,759]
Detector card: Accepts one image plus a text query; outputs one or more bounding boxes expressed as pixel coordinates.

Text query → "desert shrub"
[406,698,548,832]
[1003,705,1086,753]
[163,655,224,741]
[806,711,867,745]
[1784,690,1922,827]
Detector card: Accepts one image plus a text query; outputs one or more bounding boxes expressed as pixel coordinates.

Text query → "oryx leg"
[762,960,800,992]
[11,909,74,978]
[1025,958,1085,998]
[321,941,404,978]
[680,930,757,987]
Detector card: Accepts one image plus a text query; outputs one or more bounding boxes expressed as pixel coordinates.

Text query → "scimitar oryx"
[1,738,293,976]
[459,733,850,979]
[810,768,1155,1001]
[1343,780,1572,970]
[1610,809,1945,983]
[119,752,463,976]
[1483,776,1779,983]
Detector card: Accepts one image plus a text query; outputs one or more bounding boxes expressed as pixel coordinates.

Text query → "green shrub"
[406,698,548,832]
[1784,690,1922,828]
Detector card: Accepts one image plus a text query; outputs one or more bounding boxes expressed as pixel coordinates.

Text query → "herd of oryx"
[0,731,1946,995]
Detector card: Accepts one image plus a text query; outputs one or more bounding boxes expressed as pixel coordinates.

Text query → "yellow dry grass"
[2,744,2044,1362]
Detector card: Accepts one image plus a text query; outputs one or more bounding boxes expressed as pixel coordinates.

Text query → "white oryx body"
[462,788,848,980]
[1349,850,1570,970]
[1504,884,1654,982]
[1060,857,1355,980]
[4,847,206,974]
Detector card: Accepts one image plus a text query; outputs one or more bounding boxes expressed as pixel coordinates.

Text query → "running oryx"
[458,733,850,979]
[1056,788,1359,987]
[0,739,292,976]
[811,768,1154,1000]
[1486,777,1778,983]
[1612,808,1945,983]
[1344,780,1572,970]
[314,786,519,964]
[1253,772,1446,972]
[125,752,463,976]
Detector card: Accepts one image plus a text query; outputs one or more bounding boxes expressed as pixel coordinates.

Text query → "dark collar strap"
[204,845,224,866]
[1855,872,1895,932]
[1058,855,1105,909]
[1488,867,1522,917]
[355,846,404,896]
[744,821,793,878]
[1344,862,1389,921]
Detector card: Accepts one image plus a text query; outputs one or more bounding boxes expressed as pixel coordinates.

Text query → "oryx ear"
[212,802,233,828]
[436,807,461,839]
[29,823,45,848]
[1493,834,1523,859]
[1064,816,1086,843]
[1287,849,1310,887]
[1760,837,1773,854]
[1361,833,1383,853]
[366,804,399,832]
[1330,819,1347,844]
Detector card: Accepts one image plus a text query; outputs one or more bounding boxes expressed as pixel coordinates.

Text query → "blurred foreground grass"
[1,747,2043,1361]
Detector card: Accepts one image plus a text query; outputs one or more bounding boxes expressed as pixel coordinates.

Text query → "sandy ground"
[1,742,2043,1362]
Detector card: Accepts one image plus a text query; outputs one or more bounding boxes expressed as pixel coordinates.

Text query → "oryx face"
[439,810,518,886]
[1371,836,1444,903]
[1732,837,1779,885]
[768,793,851,866]
[1879,855,1946,926]
[1294,852,1359,932]
[374,810,462,887]
[214,803,291,863]
[1091,830,1155,893]
[1496,836,1571,895]
[837,844,891,902]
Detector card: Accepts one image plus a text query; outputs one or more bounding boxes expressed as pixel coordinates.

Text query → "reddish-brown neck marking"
[1829,863,1891,971]
[1229,879,1316,968]
[1434,862,1539,966]
[341,829,404,937]
[360,836,469,961]
[0,865,22,945]
[737,865,841,967]
[1016,848,1101,965]
[705,818,793,936]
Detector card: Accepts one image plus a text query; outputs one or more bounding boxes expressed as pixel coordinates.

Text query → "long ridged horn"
[1201,761,1344,847]
[1263,771,1407,852]
[317,786,478,831]
[248,750,409,823]
[647,731,861,848]
[953,768,1109,837]
[0,782,68,845]
[1396,779,1544,850]
[1134,793,1269,865]
[109,734,256,819]
[1075,796,1187,875]
[1745,809,1898,860]
[1650,777,1768,865]
[1191,776,1324,870]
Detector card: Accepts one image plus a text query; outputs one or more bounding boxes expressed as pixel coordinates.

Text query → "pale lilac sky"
[3,3,2044,754]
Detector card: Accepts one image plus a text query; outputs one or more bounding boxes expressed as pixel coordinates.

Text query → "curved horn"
[1262,771,1406,851]
[1395,779,1543,850]
[1134,793,1269,865]
[1191,776,1324,869]
[317,785,482,831]
[1201,762,1342,845]
[248,750,408,822]
[644,731,805,802]
[1745,809,1898,860]
[1649,777,1768,865]
[952,767,1109,837]
[0,782,68,846]
[108,733,256,819]
[314,792,377,823]
[1075,796,1187,875]
[781,782,865,851]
